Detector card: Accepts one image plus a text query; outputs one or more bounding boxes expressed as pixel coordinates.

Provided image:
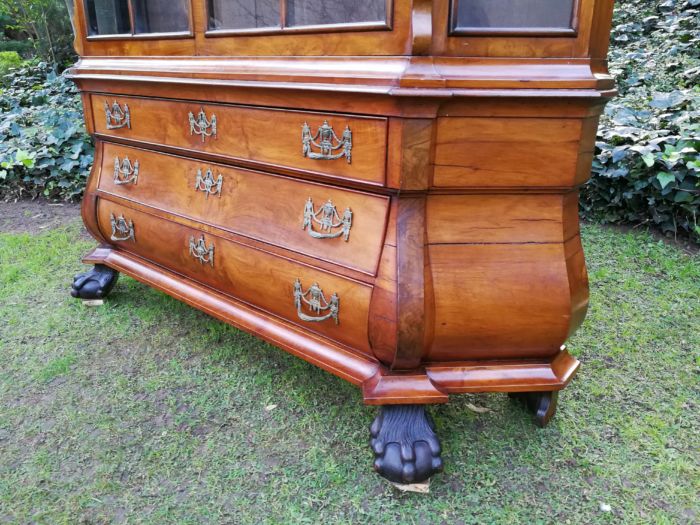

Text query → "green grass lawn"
[0,219,698,524]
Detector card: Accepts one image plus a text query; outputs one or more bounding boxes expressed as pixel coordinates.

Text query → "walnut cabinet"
[67,0,616,483]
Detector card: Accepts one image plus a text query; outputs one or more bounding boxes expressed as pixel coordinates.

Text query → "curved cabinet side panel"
[368,200,398,366]
[368,245,398,366]
[80,139,109,245]
[427,243,573,361]
[565,234,590,337]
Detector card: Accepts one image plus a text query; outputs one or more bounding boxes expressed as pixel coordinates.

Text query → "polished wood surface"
[90,94,388,186]
[428,242,578,361]
[426,193,579,244]
[96,198,375,355]
[82,245,580,404]
[393,196,432,370]
[97,142,390,275]
[71,0,616,405]
[433,115,600,188]
[425,348,580,394]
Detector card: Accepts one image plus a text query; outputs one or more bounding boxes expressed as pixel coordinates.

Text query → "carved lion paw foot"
[508,391,559,428]
[370,405,443,484]
[71,264,119,299]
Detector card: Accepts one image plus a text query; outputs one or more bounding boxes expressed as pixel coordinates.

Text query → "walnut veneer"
[68,0,615,483]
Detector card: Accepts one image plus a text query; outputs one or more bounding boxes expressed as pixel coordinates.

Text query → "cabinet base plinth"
[81,246,580,405]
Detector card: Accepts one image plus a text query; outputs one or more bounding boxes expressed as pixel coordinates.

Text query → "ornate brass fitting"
[189,108,217,142]
[194,168,223,198]
[302,197,352,241]
[189,234,215,267]
[104,101,131,130]
[302,121,352,163]
[113,156,139,185]
[293,279,340,324]
[110,213,135,242]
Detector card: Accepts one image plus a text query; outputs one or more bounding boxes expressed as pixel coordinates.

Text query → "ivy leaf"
[14,149,35,168]
[673,191,693,203]
[642,153,655,167]
[613,146,630,162]
[649,91,686,109]
[656,172,676,189]
[59,159,78,172]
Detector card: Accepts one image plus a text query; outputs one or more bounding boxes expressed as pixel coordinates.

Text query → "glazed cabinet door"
[84,0,131,35]
[207,0,388,31]
[286,0,386,27]
[83,0,191,36]
[207,0,280,30]
[451,0,577,33]
[131,0,191,33]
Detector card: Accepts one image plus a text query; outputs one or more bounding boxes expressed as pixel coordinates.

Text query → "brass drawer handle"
[302,121,352,163]
[293,279,339,325]
[189,234,215,267]
[194,168,223,198]
[113,156,139,185]
[189,107,217,142]
[302,198,352,241]
[110,213,135,242]
[104,101,130,130]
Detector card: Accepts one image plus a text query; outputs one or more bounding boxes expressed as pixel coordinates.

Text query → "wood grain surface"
[97,142,390,275]
[95,198,375,356]
[90,94,388,185]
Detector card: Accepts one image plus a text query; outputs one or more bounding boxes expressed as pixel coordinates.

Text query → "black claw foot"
[370,405,443,484]
[71,264,119,299]
[509,391,559,428]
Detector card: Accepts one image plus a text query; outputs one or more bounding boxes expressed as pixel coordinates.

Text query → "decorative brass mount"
[293,279,340,324]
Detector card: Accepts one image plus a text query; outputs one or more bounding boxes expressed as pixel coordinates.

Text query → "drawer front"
[92,95,387,185]
[97,143,389,275]
[96,198,373,354]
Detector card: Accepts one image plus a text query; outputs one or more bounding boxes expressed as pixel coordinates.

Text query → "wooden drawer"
[96,198,374,355]
[97,143,389,275]
[91,94,387,185]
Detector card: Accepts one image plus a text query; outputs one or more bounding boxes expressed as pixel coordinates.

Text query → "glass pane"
[286,0,386,27]
[208,0,280,30]
[453,0,575,31]
[132,0,190,33]
[84,0,131,35]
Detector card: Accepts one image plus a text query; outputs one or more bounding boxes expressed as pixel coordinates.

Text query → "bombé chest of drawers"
[67,0,616,484]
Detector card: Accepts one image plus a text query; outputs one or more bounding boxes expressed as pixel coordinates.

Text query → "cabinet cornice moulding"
[68,56,615,93]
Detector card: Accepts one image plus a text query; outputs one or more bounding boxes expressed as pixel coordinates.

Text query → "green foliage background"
[0,63,93,201]
[0,0,75,65]
[0,49,21,74]
[582,0,700,240]
[0,0,698,241]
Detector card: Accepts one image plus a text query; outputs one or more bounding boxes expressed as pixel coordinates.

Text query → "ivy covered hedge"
[0,62,93,201]
[581,0,700,241]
